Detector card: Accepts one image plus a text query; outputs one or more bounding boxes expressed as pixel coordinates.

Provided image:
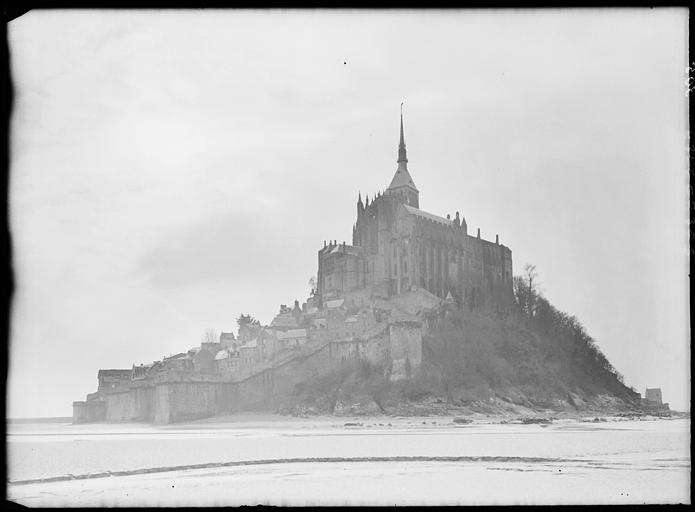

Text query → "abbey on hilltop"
[317,110,514,311]
[73,111,517,424]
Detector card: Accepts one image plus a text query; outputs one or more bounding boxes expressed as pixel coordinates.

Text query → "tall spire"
[398,102,407,165]
[387,103,419,208]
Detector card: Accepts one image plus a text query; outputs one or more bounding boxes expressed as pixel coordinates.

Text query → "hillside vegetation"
[282,267,640,418]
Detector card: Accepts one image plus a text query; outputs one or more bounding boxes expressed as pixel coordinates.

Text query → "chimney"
[477,228,481,239]
[496,234,499,245]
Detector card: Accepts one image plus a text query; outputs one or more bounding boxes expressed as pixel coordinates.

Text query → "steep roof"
[388,166,418,192]
[403,204,453,226]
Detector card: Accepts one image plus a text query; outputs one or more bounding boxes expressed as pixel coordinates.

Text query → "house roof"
[325,298,345,309]
[165,352,189,360]
[403,204,453,226]
[271,313,300,328]
[328,244,363,257]
[277,328,307,340]
[214,349,230,360]
[261,329,279,340]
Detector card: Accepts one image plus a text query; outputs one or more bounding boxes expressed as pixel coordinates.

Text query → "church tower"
[385,106,419,208]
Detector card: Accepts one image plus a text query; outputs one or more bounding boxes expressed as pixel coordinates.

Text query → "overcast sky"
[8,8,689,417]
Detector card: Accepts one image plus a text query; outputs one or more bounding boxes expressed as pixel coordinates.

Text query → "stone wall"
[153,371,229,423]
[155,381,225,423]
[389,321,422,381]
[328,340,363,366]
[154,383,170,423]
[103,390,132,422]
[129,382,154,421]
[644,388,663,404]
[72,400,105,423]
[75,330,422,424]
[342,288,376,309]
[224,341,362,413]
[364,333,389,366]
[229,369,273,412]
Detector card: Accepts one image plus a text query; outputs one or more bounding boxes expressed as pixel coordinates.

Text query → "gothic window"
[403,260,408,273]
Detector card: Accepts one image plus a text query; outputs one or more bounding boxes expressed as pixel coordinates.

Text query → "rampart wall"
[74,325,422,424]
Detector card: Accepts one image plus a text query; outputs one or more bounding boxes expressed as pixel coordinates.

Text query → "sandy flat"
[7,417,690,506]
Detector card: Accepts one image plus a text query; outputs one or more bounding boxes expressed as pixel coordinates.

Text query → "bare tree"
[514,263,540,317]
[201,328,219,344]
[523,264,537,293]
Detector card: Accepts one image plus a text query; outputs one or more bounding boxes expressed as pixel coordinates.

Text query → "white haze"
[7,9,690,417]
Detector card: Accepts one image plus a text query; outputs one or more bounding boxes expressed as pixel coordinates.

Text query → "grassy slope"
[281,305,641,417]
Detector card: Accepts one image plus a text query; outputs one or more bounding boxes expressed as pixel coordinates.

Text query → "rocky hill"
[280,283,642,419]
